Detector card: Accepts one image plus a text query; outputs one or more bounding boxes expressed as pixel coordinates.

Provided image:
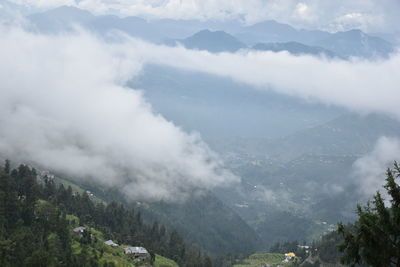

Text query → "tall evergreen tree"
[338,162,400,266]
[3,160,10,175]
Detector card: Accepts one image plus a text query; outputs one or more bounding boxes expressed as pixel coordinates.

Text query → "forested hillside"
[138,192,261,254]
[65,171,261,256]
[0,160,216,267]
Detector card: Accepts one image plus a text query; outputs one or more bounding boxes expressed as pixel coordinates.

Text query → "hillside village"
[72,225,157,266]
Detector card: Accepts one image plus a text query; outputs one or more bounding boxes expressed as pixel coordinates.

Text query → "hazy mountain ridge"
[266,113,400,162]
[252,41,338,58]
[315,29,395,58]
[27,6,395,59]
[131,64,345,140]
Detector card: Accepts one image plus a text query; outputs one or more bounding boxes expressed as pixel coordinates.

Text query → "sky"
[3,0,400,33]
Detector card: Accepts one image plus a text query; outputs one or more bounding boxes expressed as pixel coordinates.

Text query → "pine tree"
[338,162,400,266]
[3,160,10,175]
[0,173,18,230]
[203,255,214,267]
[168,229,186,264]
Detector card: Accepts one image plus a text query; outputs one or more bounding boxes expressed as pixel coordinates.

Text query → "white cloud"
[352,137,400,197]
[128,42,400,120]
[0,27,238,202]
[294,2,314,22]
[328,12,384,33]
[6,0,400,33]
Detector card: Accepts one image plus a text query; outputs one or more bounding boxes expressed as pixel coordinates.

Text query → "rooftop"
[104,240,118,246]
[124,247,148,254]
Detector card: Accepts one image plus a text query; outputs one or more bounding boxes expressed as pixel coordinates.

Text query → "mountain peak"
[40,5,94,18]
[180,29,247,53]
[28,5,94,26]
[193,29,234,37]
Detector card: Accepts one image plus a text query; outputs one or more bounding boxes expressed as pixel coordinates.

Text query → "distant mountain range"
[314,29,394,58]
[27,6,396,59]
[166,30,340,58]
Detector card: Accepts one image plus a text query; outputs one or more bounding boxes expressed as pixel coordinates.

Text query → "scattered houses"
[104,240,119,248]
[124,246,150,259]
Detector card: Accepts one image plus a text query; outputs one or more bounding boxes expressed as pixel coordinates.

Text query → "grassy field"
[234,253,299,267]
[154,255,179,267]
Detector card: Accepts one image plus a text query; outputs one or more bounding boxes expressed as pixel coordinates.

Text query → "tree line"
[0,160,215,267]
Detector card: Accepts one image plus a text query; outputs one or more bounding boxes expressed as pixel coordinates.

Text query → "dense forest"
[77,179,260,256]
[0,160,217,267]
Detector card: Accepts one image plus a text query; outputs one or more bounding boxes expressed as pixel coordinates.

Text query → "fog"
[130,41,400,121]
[0,27,238,201]
[353,137,400,197]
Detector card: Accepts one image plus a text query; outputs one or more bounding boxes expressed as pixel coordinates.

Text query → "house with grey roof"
[124,246,149,259]
[104,240,119,248]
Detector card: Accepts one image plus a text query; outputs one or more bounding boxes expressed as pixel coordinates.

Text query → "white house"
[124,246,149,259]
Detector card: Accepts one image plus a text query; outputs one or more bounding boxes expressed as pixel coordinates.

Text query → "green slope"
[138,191,261,254]
[38,202,179,267]
[57,175,261,255]
[234,253,299,267]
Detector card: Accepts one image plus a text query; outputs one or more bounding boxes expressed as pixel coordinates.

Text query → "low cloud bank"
[0,27,238,201]
[132,41,400,121]
[352,137,400,197]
